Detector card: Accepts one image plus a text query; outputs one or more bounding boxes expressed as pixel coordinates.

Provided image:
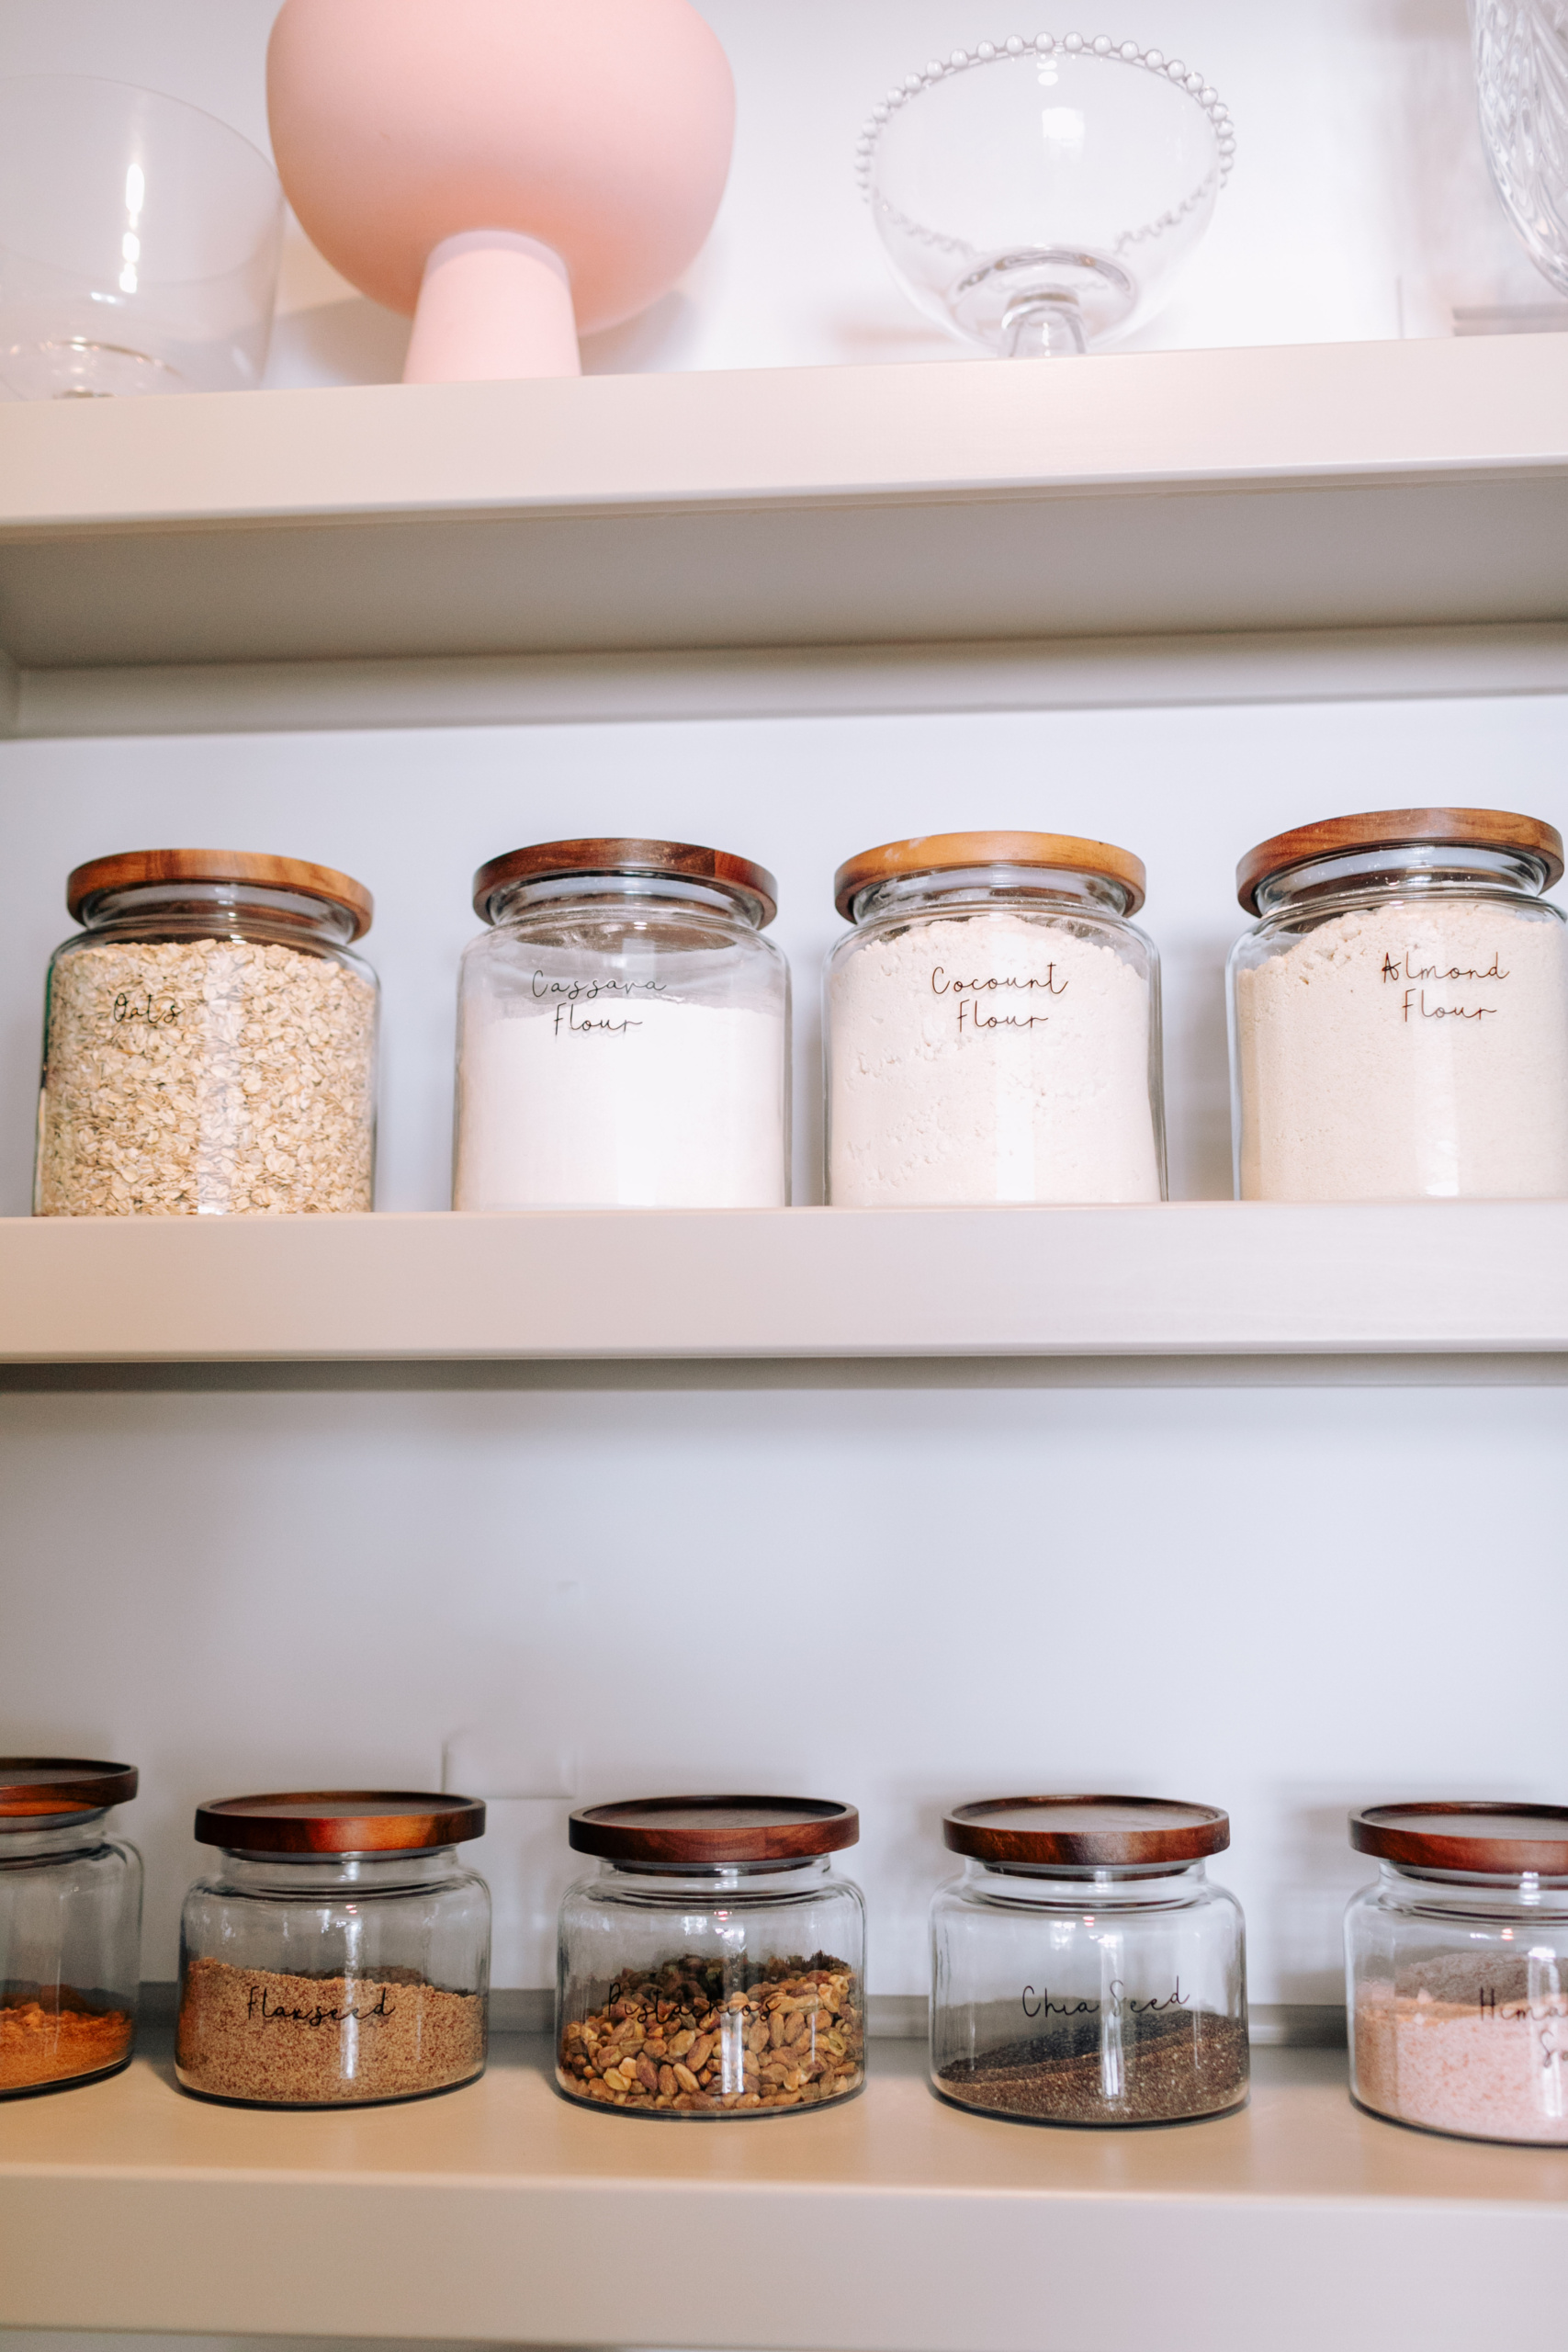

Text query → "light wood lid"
[0,1758,138,1822]
[834,831,1145,920]
[1236,807,1564,913]
[1350,1802,1568,1876]
[195,1790,485,1855]
[944,1795,1229,1867]
[67,849,374,940]
[570,1794,858,1864]
[473,837,778,929]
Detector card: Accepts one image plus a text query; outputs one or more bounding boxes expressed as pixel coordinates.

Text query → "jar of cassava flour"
[1229,808,1568,1200]
[176,1792,491,2108]
[826,832,1165,1205]
[36,849,378,1216]
[454,838,789,1209]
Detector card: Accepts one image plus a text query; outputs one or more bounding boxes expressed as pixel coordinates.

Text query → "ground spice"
[0,1994,133,2092]
[1355,1963,1568,2143]
[937,2007,1249,2124]
[176,1956,485,2106]
[559,1951,864,2114]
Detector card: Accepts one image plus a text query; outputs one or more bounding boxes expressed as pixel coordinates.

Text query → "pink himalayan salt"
[1354,1982,1568,2143]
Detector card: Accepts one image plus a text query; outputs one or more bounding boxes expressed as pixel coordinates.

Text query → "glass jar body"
[0,1815,142,2097]
[176,1849,491,2108]
[1347,1863,1568,2143]
[826,870,1165,1205]
[931,1859,1248,2125]
[1227,850,1568,1201]
[557,1857,866,2116]
[455,877,791,1208]
[36,882,379,1216]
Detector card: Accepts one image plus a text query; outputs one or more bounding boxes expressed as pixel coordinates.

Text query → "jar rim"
[1350,1802,1568,1876]
[67,850,374,941]
[1235,808,1563,914]
[194,1789,485,1856]
[570,1794,858,1866]
[834,831,1145,921]
[472,838,777,931]
[944,1794,1229,1867]
[0,1758,137,1823]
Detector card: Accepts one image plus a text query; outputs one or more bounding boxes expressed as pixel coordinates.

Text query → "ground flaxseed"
[559,1951,864,2114]
[176,1956,485,2106]
[937,2007,1249,2124]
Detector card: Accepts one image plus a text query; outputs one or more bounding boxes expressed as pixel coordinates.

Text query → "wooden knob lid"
[834,831,1146,921]
[943,1795,1229,1867]
[67,849,375,941]
[1350,1803,1568,1876]
[473,837,777,929]
[195,1790,485,1855]
[1235,808,1564,914]
[0,1758,138,1821]
[570,1794,858,1864]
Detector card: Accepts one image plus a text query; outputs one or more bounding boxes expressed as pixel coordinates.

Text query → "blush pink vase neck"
[266,0,735,384]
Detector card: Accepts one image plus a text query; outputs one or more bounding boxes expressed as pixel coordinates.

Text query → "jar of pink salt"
[1347,1803,1568,2144]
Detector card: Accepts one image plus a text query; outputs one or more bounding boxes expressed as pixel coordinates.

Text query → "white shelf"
[2,335,1567,677]
[1,1202,1565,1363]
[0,2041,1561,2349]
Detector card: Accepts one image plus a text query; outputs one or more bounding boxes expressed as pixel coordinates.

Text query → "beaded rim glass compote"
[857,32,1235,356]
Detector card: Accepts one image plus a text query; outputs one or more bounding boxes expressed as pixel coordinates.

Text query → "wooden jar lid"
[195,1790,485,1855]
[0,1758,138,1822]
[67,849,375,941]
[834,831,1146,920]
[1350,1803,1568,1876]
[944,1795,1230,1867]
[472,837,778,929]
[570,1795,859,1865]
[1235,808,1565,914]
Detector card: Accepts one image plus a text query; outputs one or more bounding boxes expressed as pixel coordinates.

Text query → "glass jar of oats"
[35,849,379,1216]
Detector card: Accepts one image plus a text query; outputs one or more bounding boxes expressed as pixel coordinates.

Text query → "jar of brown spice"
[0,1758,142,2098]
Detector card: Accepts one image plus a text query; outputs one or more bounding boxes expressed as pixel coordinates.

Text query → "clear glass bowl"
[0,76,283,401]
[857,34,1234,356]
[1474,3,1568,298]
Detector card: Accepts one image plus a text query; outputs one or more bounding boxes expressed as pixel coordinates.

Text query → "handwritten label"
[1021,1976,1190,2022]
[1472,1984,1568,2070]
[244,1982,394,2030]
[111,990,178,1029]
[1380,950,1508,1026]
[931,963,1066,1036]
[532,970,660,1040]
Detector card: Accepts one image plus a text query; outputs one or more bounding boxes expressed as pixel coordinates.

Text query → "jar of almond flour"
[1229,808,1568,1200]
[35,848,379,1216]
[176,1791,490,2108]
[0,1758,141,2099]
[1347,1804,1568,2144]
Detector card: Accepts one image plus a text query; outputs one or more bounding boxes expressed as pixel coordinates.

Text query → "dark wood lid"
[1350,1803,1568,1875]
[835,831,1146,920]
[570,1795,858,1864]
[67,850,374,940]
[944,1795,1229,1866]
[195,1790,485,1855]
[472,838,778,929]
[1235,808,1564,913]
[0,1758,138,1821]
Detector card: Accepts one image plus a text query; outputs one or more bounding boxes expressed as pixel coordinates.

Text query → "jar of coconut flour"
[826,831,1165,1205]
[454,837,789,1208]
[1229,808,1568,1200]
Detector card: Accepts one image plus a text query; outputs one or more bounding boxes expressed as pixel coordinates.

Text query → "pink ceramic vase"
[267,0,735,382]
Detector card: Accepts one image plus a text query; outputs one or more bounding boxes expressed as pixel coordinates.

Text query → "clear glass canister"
[1347,1802,1568,2144]
[931,1796,1248,2126]
[1228,808,1568,1200]
[36,848,378,1216]
[176,1791,490,2108]
[557,1796,866,2115]
[826,831,1165,1204]
[0,1758,142,2098]
[454,838,790,1208]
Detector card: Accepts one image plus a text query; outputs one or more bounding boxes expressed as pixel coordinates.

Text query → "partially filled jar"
[454,838,790,1208]
[557,1796,865,2115]
[1229,808,1568,1199]
[176,1791,490,2107]
[0,1758,141,2098]
[931,1796,1248,2126]
[36,849,378,1216]
[1347,1802,1568,2144]
[827,831,1165,1204]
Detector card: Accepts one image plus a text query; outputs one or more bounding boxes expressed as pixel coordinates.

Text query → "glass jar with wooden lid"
[1347,1803,1568,2144]
[175,1790,490,2108]
[931,1795,1248,2126]
[1229,808,1568,1200]
[455,837,790,1208]
[0,1759,141,2098]
[826,831,1164,1204]
[35,848,378,1216]
[557,1796,865,2116]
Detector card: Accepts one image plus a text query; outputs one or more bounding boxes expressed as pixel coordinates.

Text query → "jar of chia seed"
[0,1758,141,2098]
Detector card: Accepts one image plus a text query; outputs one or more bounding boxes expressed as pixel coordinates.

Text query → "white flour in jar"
[454,994,787,1208]
[828,910,1161,1204]
[1234,900,1568,1199]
